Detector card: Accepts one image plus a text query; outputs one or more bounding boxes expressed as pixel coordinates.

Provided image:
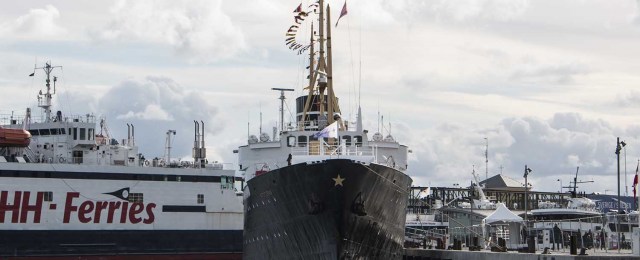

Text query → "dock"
[404,248,637,260]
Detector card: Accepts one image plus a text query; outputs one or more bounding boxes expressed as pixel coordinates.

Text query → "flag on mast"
[313,121,338,138]
[634,160,639,209]
[335,1,348,27]
[294,3,302,13]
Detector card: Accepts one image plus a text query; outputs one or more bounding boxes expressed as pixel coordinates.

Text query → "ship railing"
[290,120,357,131]
[290,139,375,157]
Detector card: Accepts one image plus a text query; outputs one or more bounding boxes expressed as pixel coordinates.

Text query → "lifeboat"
[0,127,31,147]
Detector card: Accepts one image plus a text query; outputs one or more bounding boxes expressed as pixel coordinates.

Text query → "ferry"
[0,62,243,258]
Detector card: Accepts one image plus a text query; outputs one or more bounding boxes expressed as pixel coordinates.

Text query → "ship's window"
[309,135,318,141]
[59,128,66,135]
[40,129,51,136]
[197,194,204,204]
[298,136,307,147]
[50,128,58,135]
[88,128,94,140]
[354,136,363,147]
[176,176,181,182]
[80,128,86,140]
[342,135,352,146]
[68,128,72,136]
[73,128,77,140]
[287,136,296,147]
[221,176,234,190]
[29,130,39,136]
[43,191,53,202]
[128,193,144,203]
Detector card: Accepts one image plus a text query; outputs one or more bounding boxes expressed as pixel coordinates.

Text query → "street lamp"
[615,137,626,253]
[524,165,532,222]
[616,138,626,212]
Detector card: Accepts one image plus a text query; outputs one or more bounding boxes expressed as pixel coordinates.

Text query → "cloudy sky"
[2,0,640,195]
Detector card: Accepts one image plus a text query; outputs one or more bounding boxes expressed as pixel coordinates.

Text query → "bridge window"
[88,128,94,140]
[298,136,307,147]
[50,128,59,135]
[197,194,204,204]
[221,176,234,190]
[80,128,86,140]
[40,129,51,136]
[354,136,363,147]
[342,135,352,146]
[287,136,296,147]
[28,129,40,136]
[73,128,77,140]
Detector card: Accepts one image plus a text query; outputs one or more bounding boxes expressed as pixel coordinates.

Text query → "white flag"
[313,121,338,138]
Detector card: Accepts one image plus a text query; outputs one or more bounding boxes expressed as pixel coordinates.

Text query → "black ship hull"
[0,229,243,258]
[243,159,412,259]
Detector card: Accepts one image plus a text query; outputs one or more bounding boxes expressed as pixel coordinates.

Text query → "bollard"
[570,235,577,255]
[527,235,536,253]
[498,237,507,252]
[436,238,443,249]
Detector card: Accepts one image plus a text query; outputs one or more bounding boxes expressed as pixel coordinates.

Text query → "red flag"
[634,160,639,209]
[294,3,302,13]
[335,1,348,27]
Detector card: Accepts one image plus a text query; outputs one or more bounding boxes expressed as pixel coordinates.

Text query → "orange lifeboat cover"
[0,127,31,147]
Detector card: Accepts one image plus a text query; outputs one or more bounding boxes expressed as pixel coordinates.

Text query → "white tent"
[482,203,524,250]
[483,203,523,224]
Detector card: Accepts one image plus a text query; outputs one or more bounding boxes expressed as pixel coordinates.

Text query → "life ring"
[144,160,150,166]
[59,157,66,163]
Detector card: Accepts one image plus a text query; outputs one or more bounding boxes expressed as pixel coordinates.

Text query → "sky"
[1,0,640,195]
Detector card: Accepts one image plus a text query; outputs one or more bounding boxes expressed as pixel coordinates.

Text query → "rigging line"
[284,99,294,128]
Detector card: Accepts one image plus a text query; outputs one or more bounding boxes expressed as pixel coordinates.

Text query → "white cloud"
[405,112,636,193]
[633,0,640,25]
[426,0,529,22]
[93,0,247,64]
[0,5,67,39]
[92,76,222,157]
[116,104,173,121]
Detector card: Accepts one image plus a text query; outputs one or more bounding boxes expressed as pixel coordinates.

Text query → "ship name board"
[0,191,156,224]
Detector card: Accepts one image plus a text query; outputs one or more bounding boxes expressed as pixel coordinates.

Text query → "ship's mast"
[34,62,62,123]
[300,0,342,129]
[272,88,294,133]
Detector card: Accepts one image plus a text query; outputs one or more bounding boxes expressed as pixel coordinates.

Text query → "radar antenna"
[272,88,295,133]
[31,62,62,123]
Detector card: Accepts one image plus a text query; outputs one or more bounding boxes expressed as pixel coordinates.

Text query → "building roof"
[479,174,526,191]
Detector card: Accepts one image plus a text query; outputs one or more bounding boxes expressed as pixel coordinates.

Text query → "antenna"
[377,104,380,133]
[272,88,295,133]
[259,103,262,135]
[32,61,62,123]
[485,137,489,181]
